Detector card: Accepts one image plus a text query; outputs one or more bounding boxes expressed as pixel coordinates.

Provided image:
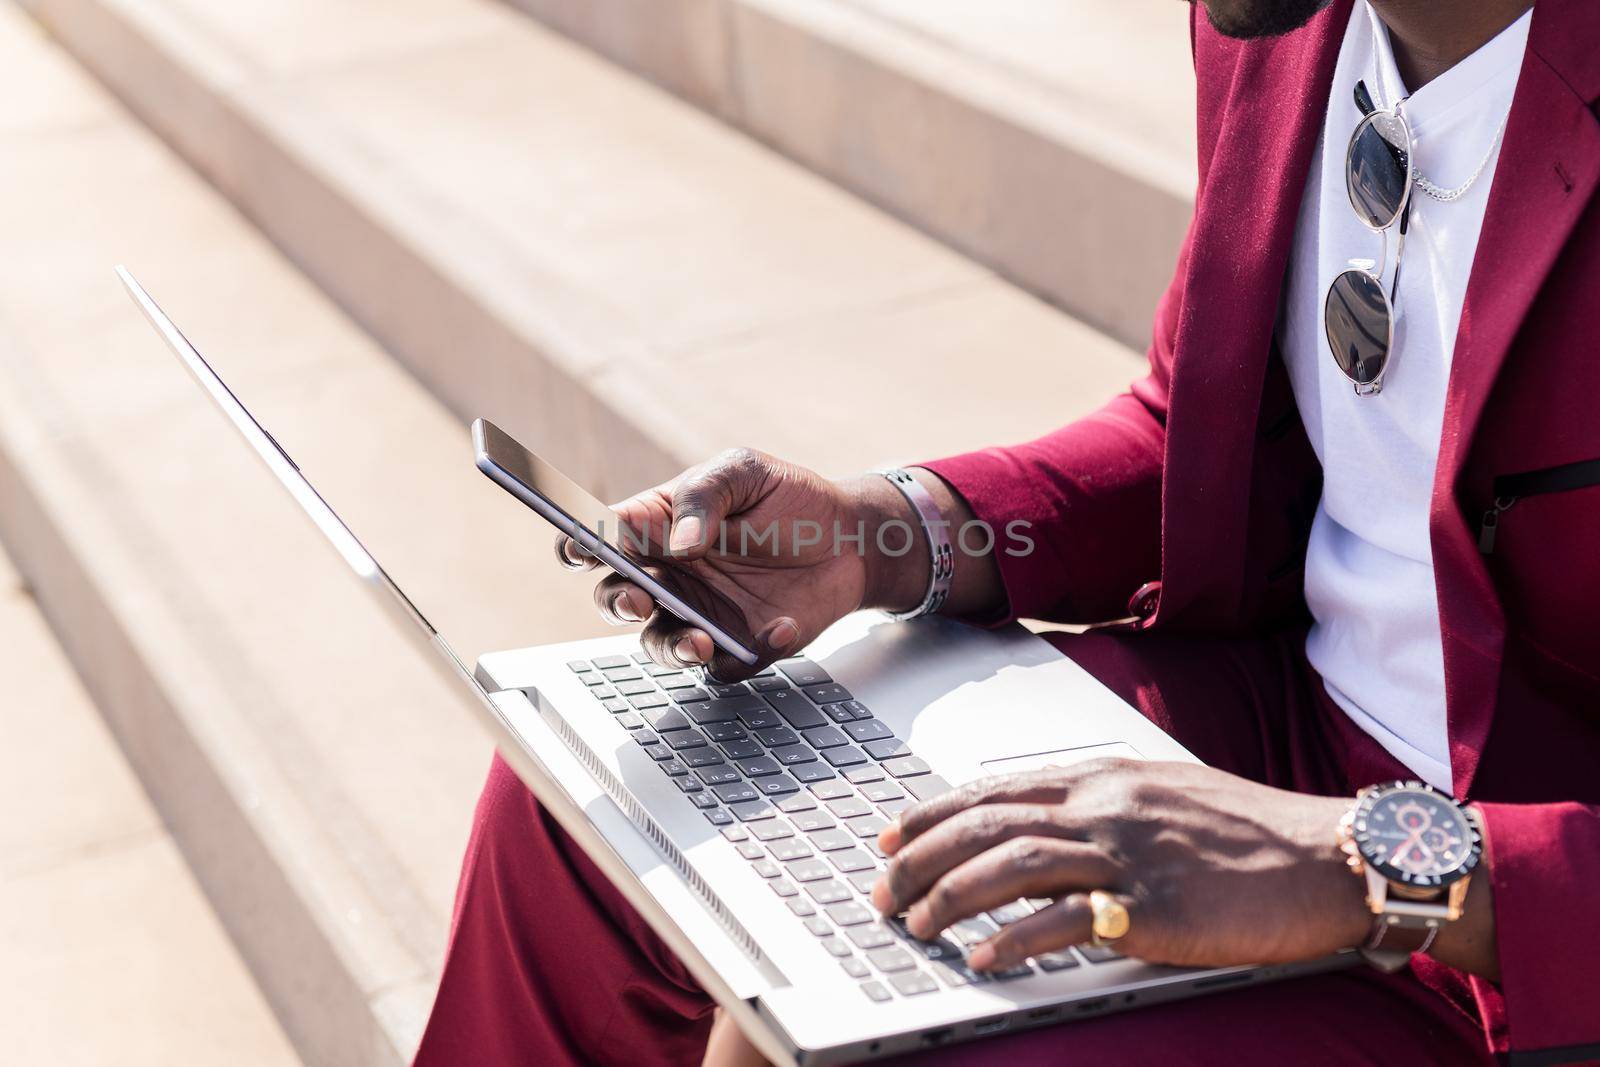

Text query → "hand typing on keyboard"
[870,759,1378,973]
[555,447,1003,679]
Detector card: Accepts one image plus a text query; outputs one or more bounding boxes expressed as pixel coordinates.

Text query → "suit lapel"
[1158,0,1352,623]
[1433,0,1600,796]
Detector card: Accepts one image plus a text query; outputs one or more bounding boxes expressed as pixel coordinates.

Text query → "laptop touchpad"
[981,741,1144,776]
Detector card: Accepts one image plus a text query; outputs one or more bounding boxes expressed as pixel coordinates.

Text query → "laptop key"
[866,946,916,974]
[776,658,831,686]
[809,780,853,800]
[859,979,892,1002]
[615,713,645,731]
[1034,951,1080,972]
[641,707,691,732]
[688,791,719,808]
[823,703,856,724]
[754,726,800,748]
[823,745,867,768]
[791,763,837,784]
[568,660,594,673]
[844,765,884,785]
[776,793,817,813]
[803,683,852,704]
[801,726,848,749]
[889,971,939,997]
[750,820,795,842]
[825,797,873,819]
[640,743,673,762]
[602,698,631,714]
[877,798,913,818]
[820,937,853,959]
[675,777,706,794]
[708,683,746,698]
[807,829,855,852]
[790,810,835,832]
[664,731,708,751]
[846,924,896,950]
[707,694,773,717]
[768,838,813,862]
[670,687,711,704]
[860,782,905,803]
[804,917,833,937]
[805,880,852,905]
[713,782,761,804]
[988,902,1034,926]
[1077,945,1124,963]
[738,707,784,731]
[823,901,873,927]
[659,759,688,777]
[721,739,763,761]
[827,849,876,874]
[769,880,799,899]
[931,961,982,988]
[904,775,953,801]
[842,958,871,980]
[629,692,670,711]
[592,654,632,670]
[615,680,655,696]
[681,747,726,769]
[770,744,815,767]
[722,825,751,843]
[755,774,800,797]
[604,667,644,683]
[883,756,932,779]
[736,842,766,860]
[750,676,791,692]
[589,686,617,700]
[863,738,913,761]
[736,756,782,778]
[785,859,833,883]
[787,897,816,918]
[841,700,874,721]
[991,964,1035,980]
[844,719,893,743]
[697,766,742,787]
[846,871,881,894]
[751,860,781,879]
[581,674,610,687]
[950,918,999,946]
[681,701,736,725]
[845,814,889,839]
[702,721,747,743]
[646,663,683,678]
[704,808,734,826]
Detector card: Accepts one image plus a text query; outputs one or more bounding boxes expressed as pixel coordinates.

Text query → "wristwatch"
[1336,780,1484,972]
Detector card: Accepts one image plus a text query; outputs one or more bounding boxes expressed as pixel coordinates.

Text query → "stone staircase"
[0,1,1185,1063]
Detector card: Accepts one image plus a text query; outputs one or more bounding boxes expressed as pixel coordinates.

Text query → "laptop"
[120,267,1350,1065]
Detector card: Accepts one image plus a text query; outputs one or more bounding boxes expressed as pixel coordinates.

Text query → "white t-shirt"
[1279,1,1531,791]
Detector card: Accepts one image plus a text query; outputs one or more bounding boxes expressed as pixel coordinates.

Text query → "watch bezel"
[1350,780,1483,889]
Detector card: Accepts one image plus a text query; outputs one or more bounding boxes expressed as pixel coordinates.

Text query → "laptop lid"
[114,267,791,1063]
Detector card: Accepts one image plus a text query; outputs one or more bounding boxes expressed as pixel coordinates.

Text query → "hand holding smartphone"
[473,419,764,669]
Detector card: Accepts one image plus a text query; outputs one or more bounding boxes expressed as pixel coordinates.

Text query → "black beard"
[1200,0,1336,39]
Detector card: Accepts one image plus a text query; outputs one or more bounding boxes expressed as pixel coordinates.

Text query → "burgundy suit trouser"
[413,629,1496,1066]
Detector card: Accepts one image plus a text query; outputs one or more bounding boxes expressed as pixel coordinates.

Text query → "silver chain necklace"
[1369,22,1508,203]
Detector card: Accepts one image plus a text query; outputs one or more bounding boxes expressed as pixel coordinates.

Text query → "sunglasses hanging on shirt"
[1324,80,1415,396]
[1326,71,1511,397]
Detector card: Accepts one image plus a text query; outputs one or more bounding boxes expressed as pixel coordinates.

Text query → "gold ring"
[1089,890,1130,946]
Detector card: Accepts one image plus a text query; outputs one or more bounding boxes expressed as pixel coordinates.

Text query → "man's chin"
[1199,0,1335,39]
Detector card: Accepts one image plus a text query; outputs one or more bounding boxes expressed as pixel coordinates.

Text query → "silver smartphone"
[472,419,761,668]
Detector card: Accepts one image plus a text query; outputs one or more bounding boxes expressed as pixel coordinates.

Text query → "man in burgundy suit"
[415,0,1599,1063]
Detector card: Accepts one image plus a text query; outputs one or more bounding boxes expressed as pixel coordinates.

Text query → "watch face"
[1354,786,1480,888]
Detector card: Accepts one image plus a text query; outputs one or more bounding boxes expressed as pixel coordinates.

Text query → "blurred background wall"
[0,1,1191,1063]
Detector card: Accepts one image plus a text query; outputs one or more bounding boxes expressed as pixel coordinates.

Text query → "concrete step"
[0,5,1141,1066]
[495,0,1197,350]
[17,0,1143,504]
[0,543,302,1066]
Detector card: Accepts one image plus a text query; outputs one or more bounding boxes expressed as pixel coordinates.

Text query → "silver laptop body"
[122,267,1350,1066]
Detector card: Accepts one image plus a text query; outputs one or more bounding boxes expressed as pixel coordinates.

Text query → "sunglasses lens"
[1347,111,1410,229]
[1325,269,1391,387]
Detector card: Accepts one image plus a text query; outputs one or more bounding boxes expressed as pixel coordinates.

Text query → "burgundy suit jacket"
[924,0,1600,1060]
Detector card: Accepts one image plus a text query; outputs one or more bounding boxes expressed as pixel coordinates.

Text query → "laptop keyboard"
[567,652,1123,1003]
